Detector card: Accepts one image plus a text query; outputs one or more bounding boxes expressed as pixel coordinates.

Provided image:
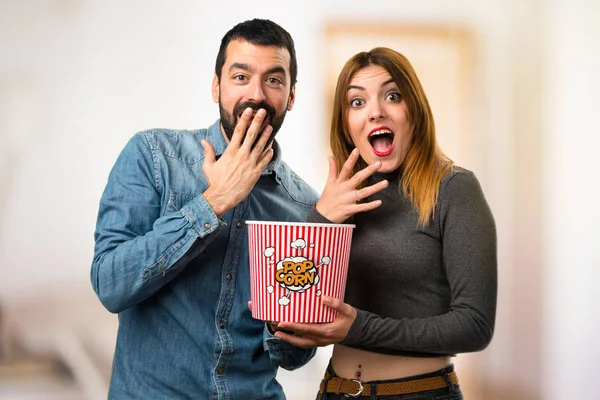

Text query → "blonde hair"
[330,47,453,226]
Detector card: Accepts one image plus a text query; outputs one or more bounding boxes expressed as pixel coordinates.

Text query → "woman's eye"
[387,92,401,102]
[350,98,364,107]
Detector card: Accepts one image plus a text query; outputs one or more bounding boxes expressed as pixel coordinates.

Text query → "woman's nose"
[368,110,385,122]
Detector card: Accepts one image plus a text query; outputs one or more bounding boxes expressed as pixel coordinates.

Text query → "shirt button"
[219,322,225,329]
[217,368,224,374]
[236,221,243,228]
[226,274,232,281]
[204,223,211,229]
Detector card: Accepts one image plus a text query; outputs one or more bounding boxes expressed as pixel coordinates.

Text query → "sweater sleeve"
[306,207,335,224]
[342,170,497,355]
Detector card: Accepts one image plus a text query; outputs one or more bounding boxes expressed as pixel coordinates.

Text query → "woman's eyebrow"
[347,85,365,91]
[347,79,396,92]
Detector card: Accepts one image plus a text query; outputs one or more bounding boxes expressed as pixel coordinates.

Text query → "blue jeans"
[316,363,463,400]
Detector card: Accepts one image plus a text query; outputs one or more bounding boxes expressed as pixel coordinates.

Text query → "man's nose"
[247,80,267,103]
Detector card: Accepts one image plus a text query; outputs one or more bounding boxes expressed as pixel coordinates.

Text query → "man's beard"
[219,98,287,145]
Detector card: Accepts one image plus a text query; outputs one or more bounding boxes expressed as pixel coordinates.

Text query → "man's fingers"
[252,124,273,157]
[257,146,274,171]
[249,114,272,154]
[241,109,267,151]
[201,140,216,164]
[229,107,254,147]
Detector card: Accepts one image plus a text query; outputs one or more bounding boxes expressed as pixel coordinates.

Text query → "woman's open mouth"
[368,126,395,157]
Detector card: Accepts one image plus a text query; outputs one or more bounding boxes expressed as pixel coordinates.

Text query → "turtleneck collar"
[368,166,402,186]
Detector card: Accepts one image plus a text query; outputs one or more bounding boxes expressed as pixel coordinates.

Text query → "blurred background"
[0,0,598,399]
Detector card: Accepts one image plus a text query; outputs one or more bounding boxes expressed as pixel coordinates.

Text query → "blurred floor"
[0,357,83,400]
[0,288,116,400]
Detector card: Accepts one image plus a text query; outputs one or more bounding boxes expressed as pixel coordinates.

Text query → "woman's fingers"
[355,179,389,202]
[338,148,360,181]
[326,156,338,185]
[350,160,383,187]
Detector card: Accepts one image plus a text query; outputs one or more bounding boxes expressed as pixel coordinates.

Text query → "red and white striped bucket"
[247,221,355,323]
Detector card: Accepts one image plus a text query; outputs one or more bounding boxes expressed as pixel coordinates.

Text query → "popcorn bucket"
[247,221,355,323]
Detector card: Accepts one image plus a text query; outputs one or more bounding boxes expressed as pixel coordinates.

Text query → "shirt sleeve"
[262,324,316,370]
[91,133,225,313]
[341,170,497,355]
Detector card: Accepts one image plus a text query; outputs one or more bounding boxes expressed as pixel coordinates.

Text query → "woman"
[273,47,497,399]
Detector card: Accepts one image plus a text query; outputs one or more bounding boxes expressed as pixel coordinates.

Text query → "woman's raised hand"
[316,149,389,223]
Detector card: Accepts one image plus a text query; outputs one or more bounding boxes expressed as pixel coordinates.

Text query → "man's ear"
[287,85,296,111]
[212,74,219,103]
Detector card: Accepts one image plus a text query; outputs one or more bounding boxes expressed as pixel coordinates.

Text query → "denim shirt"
[91,120,318,400]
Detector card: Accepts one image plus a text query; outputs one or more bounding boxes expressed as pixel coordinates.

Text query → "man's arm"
[91,133,224,313]
[91,108,275,313]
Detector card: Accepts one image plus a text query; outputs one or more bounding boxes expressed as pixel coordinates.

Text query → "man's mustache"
[233,101,276,121]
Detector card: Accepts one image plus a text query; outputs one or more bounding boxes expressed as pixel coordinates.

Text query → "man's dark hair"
[215,19,297,87]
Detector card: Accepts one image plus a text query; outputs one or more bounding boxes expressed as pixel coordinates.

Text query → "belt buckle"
[343,379,364,398]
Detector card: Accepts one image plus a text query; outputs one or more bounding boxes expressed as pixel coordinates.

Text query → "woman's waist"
[331,344,451,382]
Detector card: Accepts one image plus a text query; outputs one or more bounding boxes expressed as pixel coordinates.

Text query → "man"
[91,19,318,399]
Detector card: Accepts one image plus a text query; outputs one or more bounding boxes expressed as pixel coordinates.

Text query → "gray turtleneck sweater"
[307,166,497,357]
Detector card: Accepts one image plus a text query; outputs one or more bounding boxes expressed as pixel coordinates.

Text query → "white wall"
[1,1,598,399]
[543,0,600,399]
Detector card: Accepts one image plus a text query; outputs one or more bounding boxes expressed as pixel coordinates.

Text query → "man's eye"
[233,75,247,81]
[267,77,282,85]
